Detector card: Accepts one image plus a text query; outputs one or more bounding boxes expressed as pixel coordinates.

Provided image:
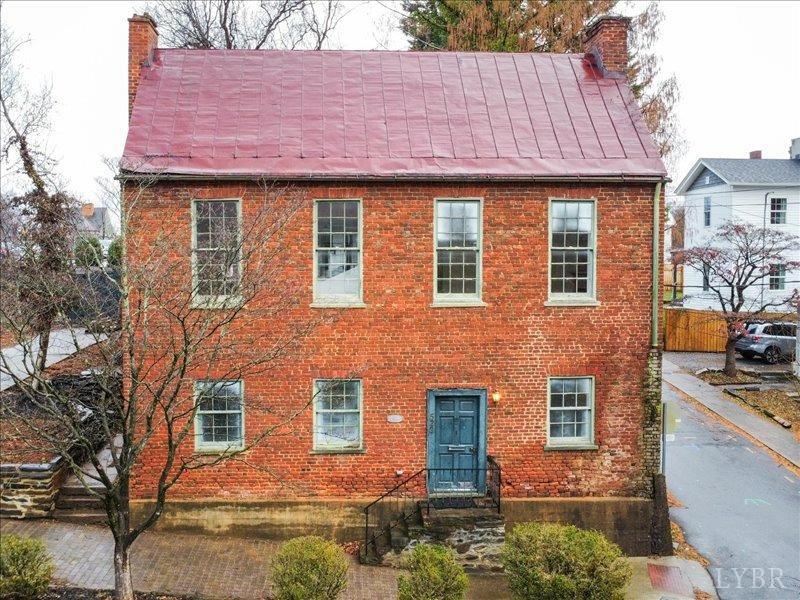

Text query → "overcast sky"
[2,0,799,206]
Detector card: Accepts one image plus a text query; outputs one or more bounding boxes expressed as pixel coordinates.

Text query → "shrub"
[398,544,468,600]
[107,237,123,268]
[270,536,349,600]
[74,236,103,268]
[0,534,54,599]
[501,522,631,600]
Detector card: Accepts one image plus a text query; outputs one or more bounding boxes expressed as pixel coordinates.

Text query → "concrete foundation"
[132,495,655,556]
[502,497,654,556]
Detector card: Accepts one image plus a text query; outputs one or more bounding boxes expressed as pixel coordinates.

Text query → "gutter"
[116,171,669,184]
[651,181,663,349]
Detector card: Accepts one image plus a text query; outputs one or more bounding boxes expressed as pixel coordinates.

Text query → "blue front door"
[427,390,487,494]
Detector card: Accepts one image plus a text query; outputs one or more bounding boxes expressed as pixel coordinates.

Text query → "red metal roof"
[122,49,666,179]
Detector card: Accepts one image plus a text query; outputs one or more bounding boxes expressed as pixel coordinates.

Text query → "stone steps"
[51,508,107,524]
[377,499,505,572]
[55,493,104,510]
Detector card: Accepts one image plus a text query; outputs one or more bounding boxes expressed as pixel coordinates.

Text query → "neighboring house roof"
[675,158,800,194]
[122,50,665,180]
[73,205,117,239]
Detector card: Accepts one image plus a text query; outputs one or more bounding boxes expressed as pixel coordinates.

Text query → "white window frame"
[191,198,243,309]
[703,196,712,227]
[311,199,365,307]
[546,198,598,306]
[193,380,245,453]
[546,376,595,448]
[769,198,787,225]
[312,379,364,452]
[702,264,711,291]
[769,264,786,290]
[432,197,485,307]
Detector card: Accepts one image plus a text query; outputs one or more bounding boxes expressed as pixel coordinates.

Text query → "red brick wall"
[125,180,660,501]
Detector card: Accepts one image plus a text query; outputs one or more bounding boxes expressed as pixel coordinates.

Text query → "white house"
[675,138,800,312]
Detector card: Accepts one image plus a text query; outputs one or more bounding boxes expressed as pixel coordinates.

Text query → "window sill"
[310,447,366,455]
[544,298,600,307]
[193,446,245,455]
[191,296,243,310]
[310,301,367,309]
[543,443,598,452]
[430,299,487,308]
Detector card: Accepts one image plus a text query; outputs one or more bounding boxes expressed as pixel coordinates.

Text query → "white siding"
[681,184,800,311]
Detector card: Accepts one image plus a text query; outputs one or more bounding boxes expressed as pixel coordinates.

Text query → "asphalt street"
[664,383,800,599]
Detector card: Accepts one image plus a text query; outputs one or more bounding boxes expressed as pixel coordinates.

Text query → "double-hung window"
[702,264,711,291]
[703,197,712,227]
[770,198,787,225]
[548,377,594,446]
[434,199,482,302]
[192,200,241,303]
[549,200,595,299]
[194,381,244,451]
[313,379,362,451]
[314,200,362,304]
[769,264,786,290]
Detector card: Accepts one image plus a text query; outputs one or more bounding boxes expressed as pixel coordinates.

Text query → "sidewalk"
[0,329,106,391]
[0,518,715,600]
[662,358,799,468]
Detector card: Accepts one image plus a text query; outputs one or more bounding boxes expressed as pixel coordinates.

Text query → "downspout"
[651,181,663,348]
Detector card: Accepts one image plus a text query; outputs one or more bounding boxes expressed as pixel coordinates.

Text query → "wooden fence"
[662,308,727,352]
[662,308,794,352]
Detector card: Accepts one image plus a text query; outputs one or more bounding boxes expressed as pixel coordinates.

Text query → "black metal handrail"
[362,457,502,560]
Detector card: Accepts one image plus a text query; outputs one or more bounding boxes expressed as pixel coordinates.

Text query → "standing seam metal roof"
[122,49,666,179]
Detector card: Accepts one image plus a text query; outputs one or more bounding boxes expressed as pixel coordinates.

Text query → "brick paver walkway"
[1,519,400,599]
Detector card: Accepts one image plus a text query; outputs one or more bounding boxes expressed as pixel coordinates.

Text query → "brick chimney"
[583,15,631,76]
[81,203,95,218]
[128,13,158,119]
[749,150,762,159]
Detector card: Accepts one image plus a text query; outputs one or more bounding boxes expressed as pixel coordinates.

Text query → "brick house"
[122,13,667,555]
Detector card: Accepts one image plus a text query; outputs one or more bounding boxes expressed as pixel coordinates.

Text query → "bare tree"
[0,19,78,388]
[682,220,800,376]
[145,0,344,50]
[1,171,344,599]
[665,202,685,305]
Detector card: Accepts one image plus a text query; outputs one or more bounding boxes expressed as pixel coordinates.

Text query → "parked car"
[735,322,797,364]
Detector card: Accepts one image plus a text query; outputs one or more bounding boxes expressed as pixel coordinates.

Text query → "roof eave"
[117,170,669,184]
[674,159,729,195]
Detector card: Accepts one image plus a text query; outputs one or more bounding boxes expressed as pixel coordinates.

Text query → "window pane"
[435,200,481,298]
[550,202,594,297]
[195,380,243,447]
[436,249,478,297]
[194,201,240,298]
[549,378,593,442]
[315,202,360,299]
[315,380,361,448]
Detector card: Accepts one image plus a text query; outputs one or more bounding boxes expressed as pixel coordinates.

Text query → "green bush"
[74,235,103,268]
[270,536,348,600]
[107,237,123,268]
[398,544,468,600]
[501,522,631,600]
[0,534,54,599]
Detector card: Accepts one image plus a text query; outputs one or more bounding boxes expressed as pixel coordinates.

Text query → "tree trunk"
[114,542,135,600]
[723,338,738,377]
[31,327,51,391]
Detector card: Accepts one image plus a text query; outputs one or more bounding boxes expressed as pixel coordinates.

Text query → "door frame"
[426,388,488,496]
